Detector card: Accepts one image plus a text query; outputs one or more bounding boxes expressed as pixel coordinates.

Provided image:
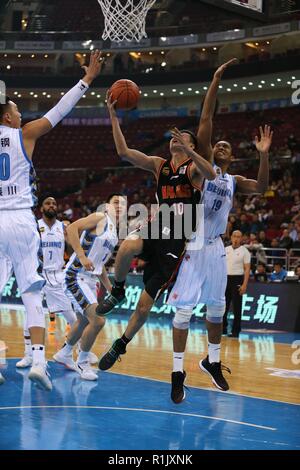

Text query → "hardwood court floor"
[1,305,299,404]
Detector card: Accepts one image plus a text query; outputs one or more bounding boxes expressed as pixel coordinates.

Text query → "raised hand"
[106,91,118,118]
[82,50,104,84]
[171,127,191,152]
[255,125,273,155]
[214,58,237,80]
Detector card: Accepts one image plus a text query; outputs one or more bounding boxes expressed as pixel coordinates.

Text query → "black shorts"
[140,237,186,300]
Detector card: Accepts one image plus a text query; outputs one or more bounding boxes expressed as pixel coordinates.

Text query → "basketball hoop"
[98,0,157,43]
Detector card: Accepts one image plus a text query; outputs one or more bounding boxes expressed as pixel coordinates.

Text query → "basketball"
[109,79,140,110]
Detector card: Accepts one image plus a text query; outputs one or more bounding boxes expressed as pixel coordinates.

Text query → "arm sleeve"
[43,79,89,127]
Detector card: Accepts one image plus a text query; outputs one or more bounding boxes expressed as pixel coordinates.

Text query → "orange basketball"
[109,79,140,110]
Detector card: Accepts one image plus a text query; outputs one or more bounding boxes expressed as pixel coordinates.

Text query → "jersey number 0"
[0,153,10,181]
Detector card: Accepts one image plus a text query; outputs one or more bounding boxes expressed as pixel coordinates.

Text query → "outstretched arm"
[235,125,273,194]
[22,50,104,159]
[107,93,164,176]
[197,58,237,161]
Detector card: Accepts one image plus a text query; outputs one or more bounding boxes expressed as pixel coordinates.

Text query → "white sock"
[62,342,73,354]
[78,351,89,363]
[208,343,221,363]
[32,344,45,365]
[173,352,184,372]
[24,338,32,357]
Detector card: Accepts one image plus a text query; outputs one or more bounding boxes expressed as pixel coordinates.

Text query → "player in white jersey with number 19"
[0,50,103,389]
[167,59,273,403]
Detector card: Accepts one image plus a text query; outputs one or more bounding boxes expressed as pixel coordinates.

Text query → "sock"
[24,338,32,357]
[121,334,130,346]
[208,342,221,363]
[173,352,184,372]
[62,342,73,354]
[78,351,89,363]
[114,280,125,290]
[32,344,45,365]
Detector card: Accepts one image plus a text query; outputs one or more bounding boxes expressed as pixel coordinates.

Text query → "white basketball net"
[98,0,157,43]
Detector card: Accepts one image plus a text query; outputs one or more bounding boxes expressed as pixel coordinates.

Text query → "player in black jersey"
[96,94,216,371]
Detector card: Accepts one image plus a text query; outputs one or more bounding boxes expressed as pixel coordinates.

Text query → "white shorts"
[42,270,73,313]
[64,272,98,316]
[0,254,13,300]
[168,236,227,309]
[0,210,45,294]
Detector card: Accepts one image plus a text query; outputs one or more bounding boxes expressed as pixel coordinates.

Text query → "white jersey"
[202,165,236,239]
[0,126,37,210]
[38,218,65,272]
[66,214,118,276]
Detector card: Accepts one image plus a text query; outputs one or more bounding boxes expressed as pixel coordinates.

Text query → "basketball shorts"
[64,269,98,316]
[42,270,73,313]
[0,210,45,294]
[140,237,186,301]
[168,236,227,309]
[0,254,13,300]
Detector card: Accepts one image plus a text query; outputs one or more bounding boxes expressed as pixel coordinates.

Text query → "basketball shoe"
[199,356,231,391]
[98,338,126,370]
[171,371,187,404]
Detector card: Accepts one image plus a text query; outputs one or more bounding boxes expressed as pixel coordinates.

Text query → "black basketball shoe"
[96,286,126,316]
[171,371,187,404]
[98,338,127,371]
[199,355,231,391]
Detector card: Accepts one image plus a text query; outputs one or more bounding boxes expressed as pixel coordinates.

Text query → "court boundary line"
[0,405,277,430]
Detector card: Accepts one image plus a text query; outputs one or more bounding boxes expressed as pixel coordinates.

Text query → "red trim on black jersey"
[170,157,191,174]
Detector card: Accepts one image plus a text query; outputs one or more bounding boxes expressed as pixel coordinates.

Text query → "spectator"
[240,213,250,234]
[63,204,73,220]
[250,214,264,233]
[269,262,287,282]
[279,229,293,250]
[295,265,300,281]
[258,230,270,247]
[254,263,268,282]
[243,198,256,212]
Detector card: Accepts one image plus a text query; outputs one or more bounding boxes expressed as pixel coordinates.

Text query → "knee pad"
[173,308,193,330]
[21,290,45,329]
[206,304,225,324]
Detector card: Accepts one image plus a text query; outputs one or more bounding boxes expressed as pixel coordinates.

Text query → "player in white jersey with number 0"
[167,59,273,403]
[0,50,103,389]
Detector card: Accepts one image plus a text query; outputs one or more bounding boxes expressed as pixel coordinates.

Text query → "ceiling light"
[271,83,275,87]
[242,86,247,90]
[30,91,34,95]
[42,92,47,95]
[219,85,223,89]
[149,51,153,55]
[31,54,35,58]
[203,86,208,90]
[91,91,95,95]
[188,87,192,91]
[261,80,265,84]
[160,37,167,42]
[6,65,11,69]
[179,91,184,95]
[44,54,48,58]
[143,93,148,97]
[160,92,164,96]
[287,81,292,85]
[4,53,7,57]
[161,62,166,67]
[227,88,231,92]
[233,84,238,87]
[277,78,281,82]
[83,94,86,98]
[14,91,18,95]
[213,47,217,51]
[46,94,51,98]
[248,82,253,85]
[153,90,157,93]
[161,51,165,55]
[202,48,206,52]
[258,84,262,88]
[172,89,176,92]
[195,90,200,94]
[97,94,101,98]
[17,94,21,98]
[291,76,296,80]
[61,92,65,96]
[17,54,21,58]
[34,94,38,98]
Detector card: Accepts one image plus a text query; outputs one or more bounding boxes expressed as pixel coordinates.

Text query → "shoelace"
[221,364,231,375]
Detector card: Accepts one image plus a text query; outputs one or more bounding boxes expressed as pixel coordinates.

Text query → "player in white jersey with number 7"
[167,59,273,403]
[0,50,103,390]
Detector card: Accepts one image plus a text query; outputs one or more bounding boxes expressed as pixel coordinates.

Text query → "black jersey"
[154,158,201,240]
